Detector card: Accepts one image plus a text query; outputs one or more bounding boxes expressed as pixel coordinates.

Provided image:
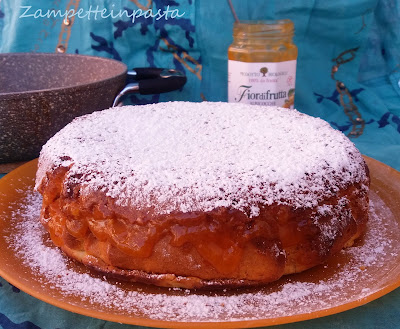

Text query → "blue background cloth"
[1,0,400,328]
[0,0,400,169]
[1,0,399,171]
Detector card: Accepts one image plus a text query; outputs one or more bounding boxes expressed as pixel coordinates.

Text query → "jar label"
[228,60,296,108]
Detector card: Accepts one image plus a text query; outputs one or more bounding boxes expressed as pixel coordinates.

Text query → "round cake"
[35,102,370,289]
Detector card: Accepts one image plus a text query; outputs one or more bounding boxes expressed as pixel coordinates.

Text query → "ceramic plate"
[0,157,399,328]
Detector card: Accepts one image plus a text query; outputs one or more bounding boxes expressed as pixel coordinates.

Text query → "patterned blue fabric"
[1,0,399,171]
[0,1,399,328]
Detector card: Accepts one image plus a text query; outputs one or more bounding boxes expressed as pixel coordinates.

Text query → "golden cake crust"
[35,102,370,289]
[37,163,369,289]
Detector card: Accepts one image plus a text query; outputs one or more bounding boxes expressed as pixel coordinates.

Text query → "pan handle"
[112,68,187,107]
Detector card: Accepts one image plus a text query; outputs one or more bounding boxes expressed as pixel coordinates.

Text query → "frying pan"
[0,53,187,163]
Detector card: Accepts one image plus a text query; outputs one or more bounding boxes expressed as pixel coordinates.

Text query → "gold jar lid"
[233,19,295,39]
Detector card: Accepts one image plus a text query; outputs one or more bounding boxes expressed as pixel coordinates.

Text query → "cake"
[34,102,370,289]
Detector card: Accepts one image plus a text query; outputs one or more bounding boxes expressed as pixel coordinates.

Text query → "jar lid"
[233,19,294,38]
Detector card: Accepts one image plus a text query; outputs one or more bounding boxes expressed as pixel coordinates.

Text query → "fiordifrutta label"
[228,60,296,108]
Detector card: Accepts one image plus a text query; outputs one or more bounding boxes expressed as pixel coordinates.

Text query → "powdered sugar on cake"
[35,102,367,217]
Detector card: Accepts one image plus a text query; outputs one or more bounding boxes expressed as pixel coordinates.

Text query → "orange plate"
[0,157,400,329]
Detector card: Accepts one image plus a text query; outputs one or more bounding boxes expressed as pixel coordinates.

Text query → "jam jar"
[228,19,298,108]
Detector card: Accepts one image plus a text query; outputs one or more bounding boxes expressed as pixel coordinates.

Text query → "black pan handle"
[128,68,165,81]
[138,75,187,95]
[113,68,187,106]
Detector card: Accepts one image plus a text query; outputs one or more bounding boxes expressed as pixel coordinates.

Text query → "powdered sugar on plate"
[35,102,368,217]
[6,189,399,323]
